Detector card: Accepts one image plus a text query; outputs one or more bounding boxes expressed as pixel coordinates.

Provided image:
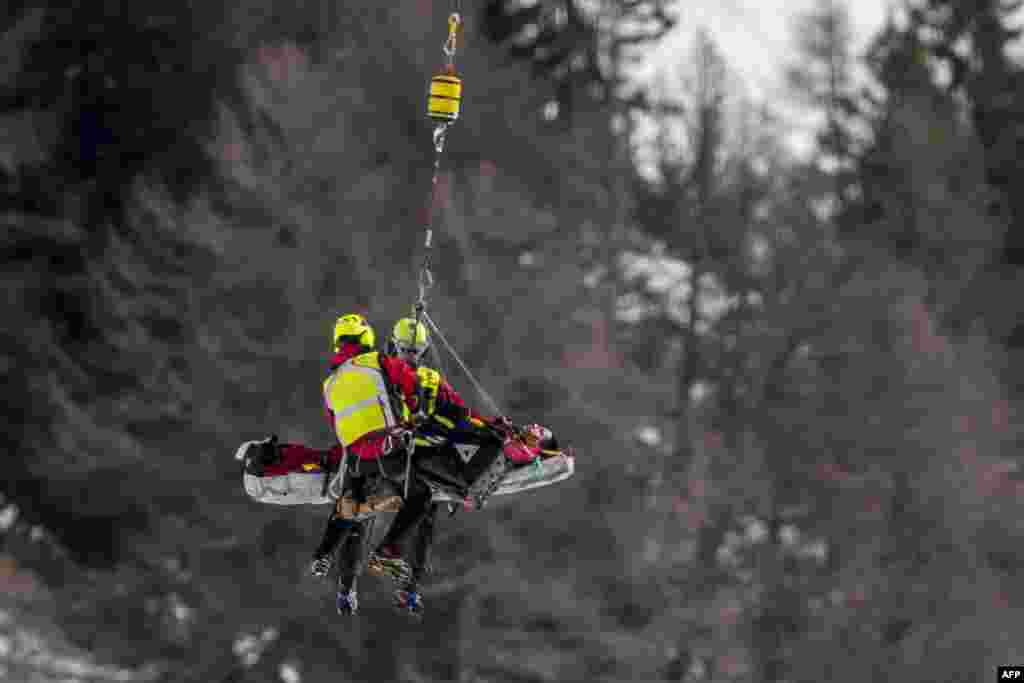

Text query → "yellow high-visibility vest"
[323,352,402,447]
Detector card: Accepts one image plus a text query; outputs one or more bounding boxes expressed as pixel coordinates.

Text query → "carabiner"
[444,13,462,59]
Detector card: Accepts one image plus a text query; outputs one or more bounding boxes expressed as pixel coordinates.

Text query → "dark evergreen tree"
[908,0,1024,349]
[786,0,863,225]
[844,9,1001,329]
[479,0,676,121]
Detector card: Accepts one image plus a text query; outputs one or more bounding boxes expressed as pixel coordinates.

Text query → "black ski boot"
[464,454,510,510]
[236,435,280,476]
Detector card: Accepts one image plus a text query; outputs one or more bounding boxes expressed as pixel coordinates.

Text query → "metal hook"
[402,429,416,499]
[432,123,450,154]
[444,13,461,58]
[419,266,434,293]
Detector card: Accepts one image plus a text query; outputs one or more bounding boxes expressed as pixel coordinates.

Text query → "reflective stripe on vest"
[323,352,398,447]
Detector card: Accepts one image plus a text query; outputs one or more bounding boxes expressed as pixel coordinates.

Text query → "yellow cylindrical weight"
[428,74,462,122]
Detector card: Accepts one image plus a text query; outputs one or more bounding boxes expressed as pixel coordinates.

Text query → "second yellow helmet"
[390,317,430,358]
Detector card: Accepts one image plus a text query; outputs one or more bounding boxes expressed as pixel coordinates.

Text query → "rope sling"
[393,4,508,501]
[415,7,505,420]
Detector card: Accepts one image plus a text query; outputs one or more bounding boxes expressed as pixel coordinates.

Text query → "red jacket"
[324,343,474,461]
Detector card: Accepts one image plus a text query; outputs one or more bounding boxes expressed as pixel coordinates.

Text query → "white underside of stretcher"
[243,471,333,505]
[428,453,576,503]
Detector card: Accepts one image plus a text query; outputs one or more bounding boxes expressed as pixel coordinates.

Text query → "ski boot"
[235,435,280,476]
[336,588,358,616]
[310,555,333,579]
[366,544,413,585]
[464,454,510,510]
[393,585,424,619]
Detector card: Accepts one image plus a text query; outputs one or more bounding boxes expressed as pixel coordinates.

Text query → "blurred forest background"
[2,1,1024,681]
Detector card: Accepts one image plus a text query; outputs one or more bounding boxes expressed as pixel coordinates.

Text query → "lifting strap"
[411,7,507,421]
[422,310,504,418]
[416,10,463,334]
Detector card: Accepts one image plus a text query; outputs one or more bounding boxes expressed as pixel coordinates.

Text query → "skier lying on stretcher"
[236,314,552,616]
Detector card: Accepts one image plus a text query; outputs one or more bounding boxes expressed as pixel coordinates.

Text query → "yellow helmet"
[390,317,430,359]
[332,313,375,351]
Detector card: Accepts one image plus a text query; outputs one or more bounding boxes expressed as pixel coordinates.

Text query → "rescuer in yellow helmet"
[316,312,474,616]
[387,316,431,366]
